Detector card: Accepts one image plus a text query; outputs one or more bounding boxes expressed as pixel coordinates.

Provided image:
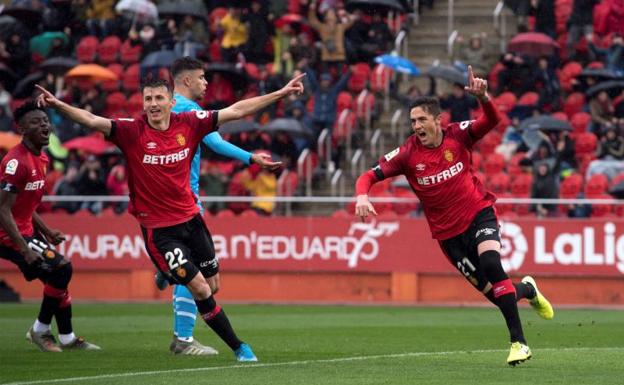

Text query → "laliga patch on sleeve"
[5,159,18,175]
[384,148,400,161]
[195,110,208,119]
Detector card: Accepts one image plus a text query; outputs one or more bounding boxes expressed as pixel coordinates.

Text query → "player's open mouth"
[41,128,50,138]
[417,131,427,140]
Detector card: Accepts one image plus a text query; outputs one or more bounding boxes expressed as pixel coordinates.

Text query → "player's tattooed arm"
[35,85,112,136]
[0,190,42,264]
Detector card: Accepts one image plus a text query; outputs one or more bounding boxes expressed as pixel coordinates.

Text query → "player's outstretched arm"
[35,85,112,136]
[217,73,306,125]
[354,170,379,222]
[0,190,42,264]
[463,65,501,140]
[203,133,282,171]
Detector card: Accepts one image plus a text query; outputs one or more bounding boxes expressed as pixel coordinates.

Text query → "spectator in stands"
[201,162,228,215]
[76,155,107,215]
[534,56,561,111]
[244,0,273,63]
[203,73,235,110]
[270,131,299,169]
[52,165,80,214]
[531,160,559,217]
[254,66,284,123]
[566,0,600,60]
[284,97,314,152]
[496,53,534,96]
[85,0,116,38]
[531,0,556,38]
[240,162,277,216]
[290,34,319,71]
[597,127,624,160]
[308,1,355,72]
[439,83,478,122]
[498,116,525,160]
[106,163,128,214]
[0,33,30,78]
[0,105,12,133]
[273,23,296,77]
[552,131,577,170]
[219,7,249,62]
[453,33,490,77]
[504,0,531,31]
[589,33,624,73]
[359,13,393,63]
[305,65,351,135]
[344,9,368,63]
[589,90,616,132]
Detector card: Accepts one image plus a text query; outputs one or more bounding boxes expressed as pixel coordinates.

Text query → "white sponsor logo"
[24,180,45,191]
[142,148,190,165]
[384,148,400,161]
[475,227,497,239]
[5,159,18,175]
[146,142,157,150]
[212,221,400,268]
[57,234,145,260]
[416,162,464,186]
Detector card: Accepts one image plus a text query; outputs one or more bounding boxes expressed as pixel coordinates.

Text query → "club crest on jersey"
[32,170,37,176]
[146,142,157,150]
[384,148,400,161]
[5,159,18,175]
[416,163,426,171]
[176,267,186,278]
[176,134,186,146]
[444,149,454,162]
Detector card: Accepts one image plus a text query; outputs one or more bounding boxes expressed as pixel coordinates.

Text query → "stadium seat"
[278,171,299,196]
[97,35,121,64]
[551,111,568,121]
[495,193,515,217]
[332,209,351,218]
[332,109,356,144]
[590,194,613,217]
[76,35,98,63]
[560,173,584,196]
[127,92,143,116]
[563,92,586,118]
[573,132,597,155]
[483,153,505,175]
[120,38,142,64]
[370,64,391,93]
[122,63,141,92]
[105,92,126,116]
[585,174,609,197]
[471,151,482,171]
[306,96,315,114]
[510,174,533,196]
[240,209,260,218]
[348,69,368,93]
[494,92,517,114]
[337,91,354,113]
[487,172,511,194]
[216,209,236,218]
[518,92,539,106]
[392,188,418,215]
[439,111,451,127]
[354,91,375,122]
[570,112,591,133]
[488,62,505,92]
[101,63,123,92]
[558,61,582,93]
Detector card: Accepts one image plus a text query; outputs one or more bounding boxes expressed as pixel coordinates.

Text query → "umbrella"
[63,134,117,155]
[426,65,466,85]
[157,0,207,19]
[0,132,21,150]
[0,63,17,90]
[0,6,42,27]
[65,64,118,82]
[12,71,45,98]
[577,68,620,81]
[219,120,260,135]
[586,80,624,98]
[507,32,559,58]
[205,62,249,89]
[141,50,180,70]
[519,115,572,132]
[115,0,159,21]
[0,15,24,40]
[29,32,69,58]
[39,57,78,75]
[374,54,420,76]
[609,180,624,199]
[345,0,406,13]
[264,118,314,139]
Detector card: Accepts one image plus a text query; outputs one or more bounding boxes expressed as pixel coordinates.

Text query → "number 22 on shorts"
[164,248,188,270]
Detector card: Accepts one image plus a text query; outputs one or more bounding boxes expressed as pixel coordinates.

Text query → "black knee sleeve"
[479,250,509,283]
[47,262,73,289]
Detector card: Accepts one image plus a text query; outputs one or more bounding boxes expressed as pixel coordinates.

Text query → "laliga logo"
[499,220,528,272]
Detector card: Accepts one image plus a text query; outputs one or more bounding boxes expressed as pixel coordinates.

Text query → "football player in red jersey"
[0,102,100,352]
[35,73,305,361]
[354,66,554,365]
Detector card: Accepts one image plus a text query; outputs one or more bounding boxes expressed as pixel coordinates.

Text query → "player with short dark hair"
[354,66,554,366]
[0,101,100,352]
[157,56,281,357]
[35,72,305,362]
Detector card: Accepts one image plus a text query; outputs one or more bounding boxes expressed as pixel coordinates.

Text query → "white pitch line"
[2,347,623,385]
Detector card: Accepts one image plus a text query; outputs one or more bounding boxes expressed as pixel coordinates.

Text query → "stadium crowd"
[0,0,623,218]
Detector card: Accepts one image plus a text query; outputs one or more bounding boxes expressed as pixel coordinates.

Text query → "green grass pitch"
[1,303,623,385]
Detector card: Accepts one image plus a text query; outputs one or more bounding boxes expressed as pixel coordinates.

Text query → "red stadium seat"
[127,92,143,116]
[487,172,511,194]
[97,35,121,64]
[370,64,391,93]
[278,171,299,196]
[560,173,584,196]
[518,92,539,106]
[570,112,591,133]
[488,62,505,92]
[494,92,517,114]
[332,109,356,144]
[495,193,514,217]
[105,92,126,116]
[120,38,143,65]
[563,92,586,118]
[573,132,597,155]
[511,174,533,196]
[471,151,483,171]
[558,61,582,93]
[122,63,141,92]
[590,194,613,217]
[216,209,236,218]
[354,91,375,121]
[392,188,418,215]
[347,71,368,93]
[101,63,123,92]
[337,91,353,113]
[585,174,609,197]
[76,35,99,63]
[551,111,568,121]
[484,153,505,175]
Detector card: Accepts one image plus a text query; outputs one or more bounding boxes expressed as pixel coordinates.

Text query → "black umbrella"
[0,6,42,28]
[577,68,620,81]
[586,80,624,98]
[39,57,78,75]
[264,118,314,139]
[219,120,261,135]
[609,180,624,199]
[205,62,248,89]
[12,71,45,98]
[157,0,207,19]
[519,115,572,132]
[345,0,406,13]
[0,15,24,39]
[0,63,17,91]
[426,65,467,85]
[141,50,181,69]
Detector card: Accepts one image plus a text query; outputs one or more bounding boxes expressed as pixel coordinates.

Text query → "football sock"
[514,282,536,301]
[38,288,59,326]
[195,295,242,351]
[59,332,76,345]
[55,303,73,335]
[173,285,197,340]
[33,319,50,333]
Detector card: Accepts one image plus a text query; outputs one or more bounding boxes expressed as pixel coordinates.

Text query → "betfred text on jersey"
[142,148,190,165]
[416,162,464,186]
[24,180,45,191]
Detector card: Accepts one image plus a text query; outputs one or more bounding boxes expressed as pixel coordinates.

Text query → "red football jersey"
[376,121,496,240]
[108,111,218,228]
[0,143,49,246]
